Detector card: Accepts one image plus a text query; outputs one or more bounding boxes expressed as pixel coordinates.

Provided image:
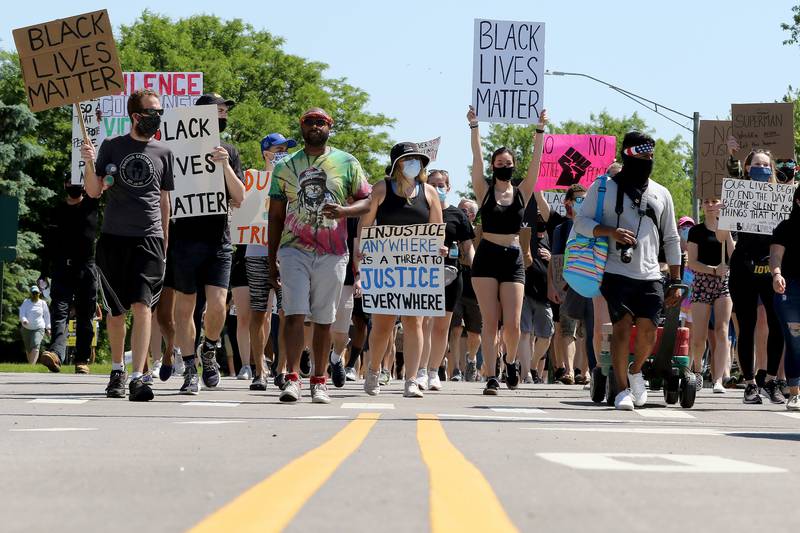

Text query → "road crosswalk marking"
[180,401,240,407]
[341,402,395,410]
[537,453,787,473]
[635,409,695,419]
[775,412,800,420]
[10,427,97,432]
[490,407,546,414]
[28,398,89,404]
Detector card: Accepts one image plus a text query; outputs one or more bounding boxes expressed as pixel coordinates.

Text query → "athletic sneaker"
[777,379,790,398]
[531,370,543,385]
[403,379,424,398]
[250,375,267,391]
[438,362,447,382]
[743,383,763,404]
[786,395,800,411]
[329,352,346,388]
[628,367,647,407]
[415,368,428,391]
[483,377,500,395]
[695,372,704,391]
[180,365,200,395]
[105,370,127,398]
[574,373,587,385]
[74,363,90,374]
[523,376,533,384]
[713,381,726,394]
[364,369,380,396]
[505,359,521,390]
[141,371,154,386]
[559,373,575,385]
[173,353,185,377]
[274,373,287,390]
[451,369,463,382]
[615,389,635,411]
[379,369,390,386]
[151,361,162,379]
[311,382,331,404]
[299,349,312,378]
[129,378,154,402]
[237,365,252,381]
[428,370,442,391]
[465,360,477,382]
[200,346,221,389]
[345,367,357,382]
[280,379,301,402]
[762,380,786,404]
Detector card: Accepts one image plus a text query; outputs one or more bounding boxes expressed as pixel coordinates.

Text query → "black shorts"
[451,296,482,334]
[168,239,233,294]
[445,270,463,313]
[471,240,525,285]
[229,247,248,289]
[600,272,664,326]
[352,295,370,321]
[96,234,165,317]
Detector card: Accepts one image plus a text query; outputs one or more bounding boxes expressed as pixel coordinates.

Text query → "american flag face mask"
[623,142,655,157]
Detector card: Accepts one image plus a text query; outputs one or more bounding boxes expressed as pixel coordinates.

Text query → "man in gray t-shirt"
[81,89,174,402]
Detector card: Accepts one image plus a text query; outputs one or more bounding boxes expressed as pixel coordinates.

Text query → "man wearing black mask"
[38,176,99,374]
[575,131,682,411]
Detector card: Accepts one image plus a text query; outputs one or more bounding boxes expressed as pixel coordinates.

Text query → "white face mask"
[401,159,422,179]
[273,151,289,163]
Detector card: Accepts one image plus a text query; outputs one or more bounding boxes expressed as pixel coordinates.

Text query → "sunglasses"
[137,108,164,117]
[302,118,329,127]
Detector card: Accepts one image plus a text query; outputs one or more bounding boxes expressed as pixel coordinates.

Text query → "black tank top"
[376,179,430,226]
[479,185,525,234]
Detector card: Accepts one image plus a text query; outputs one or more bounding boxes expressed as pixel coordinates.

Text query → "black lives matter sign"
[472,19,544,124]
[13,10,124,112]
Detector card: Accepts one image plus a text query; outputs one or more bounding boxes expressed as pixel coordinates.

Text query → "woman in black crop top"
[467,105,548,395]
[720,141,786,404]
[357,142,443,398]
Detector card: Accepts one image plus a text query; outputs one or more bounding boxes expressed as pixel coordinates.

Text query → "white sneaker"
[427,370,442,391]
[311,382,331,404]
[615,388,635,411]
[152,361,162,377]
[173,355,185,376]
[345,367,357,382]
[279,379,301,402]
[713,381,726,394]
[364,369,380,396]
[415,368,428,391]
[237,365,252,381]
[787,395,800,411]
[404,379,424,398]
[627,367,647,407]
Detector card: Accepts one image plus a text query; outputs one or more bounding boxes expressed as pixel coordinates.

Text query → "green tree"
[780,4,800,45]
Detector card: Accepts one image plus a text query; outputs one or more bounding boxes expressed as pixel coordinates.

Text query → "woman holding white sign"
[723,143,786,405]
[467,105,547,395]
[358,142,443,398]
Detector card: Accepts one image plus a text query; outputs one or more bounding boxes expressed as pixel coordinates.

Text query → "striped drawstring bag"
[563,174,609,298]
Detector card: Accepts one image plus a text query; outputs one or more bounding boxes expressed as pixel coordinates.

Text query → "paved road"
[1,372,799,533]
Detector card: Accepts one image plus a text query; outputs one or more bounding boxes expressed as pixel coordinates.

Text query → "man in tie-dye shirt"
[268,107,371,404]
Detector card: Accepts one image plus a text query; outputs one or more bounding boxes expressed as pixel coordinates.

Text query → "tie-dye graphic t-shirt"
[269,147,371,255]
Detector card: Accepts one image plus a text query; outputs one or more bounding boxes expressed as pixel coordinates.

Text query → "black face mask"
[620,155,653,184]
[493,166,514,181]
[66,186,83,199]
[218,118,227,133]
[135,115,161,138]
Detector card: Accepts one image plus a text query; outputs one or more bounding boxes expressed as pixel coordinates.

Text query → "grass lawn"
[0,362,114,375]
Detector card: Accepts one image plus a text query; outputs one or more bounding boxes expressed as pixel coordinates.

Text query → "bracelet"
[535,128,545,133]
[469,123,479,129]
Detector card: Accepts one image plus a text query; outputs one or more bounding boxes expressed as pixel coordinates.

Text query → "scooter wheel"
[663,375,680,405]
[590,367,607,404]
[679,373,697,409]
[606,370,618,407]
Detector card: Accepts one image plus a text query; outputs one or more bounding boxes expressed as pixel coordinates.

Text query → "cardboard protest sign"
[66,319,98,348]
[535,134,616,190]
[162,105,225,219]
[472,19,544,124]
[230,169,271,245]
[697,120,732,200]
[13,10,123,112]
[359,224,446,317]
[543,191,567,216]
[719,178,796,235]
[417,137,441,162]
[731,103,795,162]
[71,71,203,184]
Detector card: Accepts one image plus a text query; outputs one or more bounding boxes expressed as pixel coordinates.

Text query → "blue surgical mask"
[749,166,771,182]
[401,159,422,179]
[680,227,690,241]
[574,196,585,206]
[437,187,447,202]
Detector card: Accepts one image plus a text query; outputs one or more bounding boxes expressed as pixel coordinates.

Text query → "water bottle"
[448,242,459,259]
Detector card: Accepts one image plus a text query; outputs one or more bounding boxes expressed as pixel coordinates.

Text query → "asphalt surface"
[1,372,799,533]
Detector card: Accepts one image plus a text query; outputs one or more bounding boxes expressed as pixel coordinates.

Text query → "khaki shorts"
[332,285,355,334]
[277,247,348,324]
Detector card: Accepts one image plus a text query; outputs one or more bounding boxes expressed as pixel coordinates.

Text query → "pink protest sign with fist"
[535,134,617,190]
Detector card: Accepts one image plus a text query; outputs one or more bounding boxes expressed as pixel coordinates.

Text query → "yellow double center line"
[189,413,517,532]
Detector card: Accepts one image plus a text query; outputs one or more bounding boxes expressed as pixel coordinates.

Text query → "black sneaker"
[274,372,288,390]
[531,370,542,384]
[129,378,154,402]
[105,370,127,398]
[200,346,221,388]
[180,365,200,395]
[483,377,500,395]
[762,379,786,404]
[330,351,346,388]
[451,369,463,382]
[300,349,312,378]
[465,361,477,382]
[505,359,521,390]
[777,379,790,398]
[554,367,566,382]
[250,374,267,391]
[743,383,763,404]
[495,357,502,380]
[438,361,447,382]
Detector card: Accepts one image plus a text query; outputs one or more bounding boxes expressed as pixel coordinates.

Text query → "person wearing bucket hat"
[356,142,443,398]
[268,107,372,404]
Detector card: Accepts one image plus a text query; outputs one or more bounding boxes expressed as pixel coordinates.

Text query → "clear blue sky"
[2,0,798,198]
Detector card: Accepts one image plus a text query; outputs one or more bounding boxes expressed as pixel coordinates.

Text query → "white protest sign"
[472,19,544,124]
[359,224,446,317]
[417,137,441,162]
[72,72,203,184]
[543,191,566,216]
[231,169,271,245]
[719,178,796,235]
[163,105,225,219]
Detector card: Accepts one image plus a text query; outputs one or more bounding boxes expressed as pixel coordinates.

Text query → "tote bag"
[563,174,608,298]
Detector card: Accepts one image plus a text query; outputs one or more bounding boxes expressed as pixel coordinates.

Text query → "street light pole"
[546,70,700,221]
